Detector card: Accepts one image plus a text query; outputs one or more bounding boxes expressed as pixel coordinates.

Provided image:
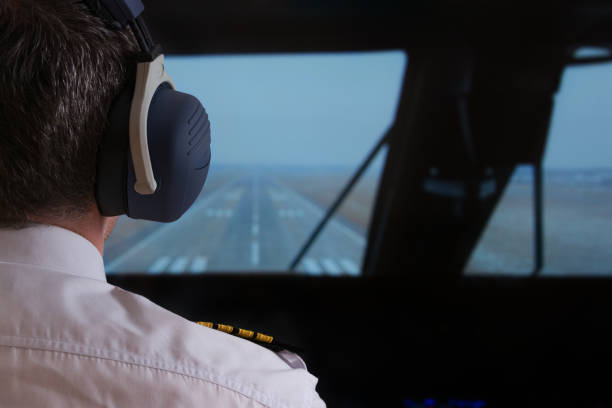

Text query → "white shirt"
[0,225,325,408]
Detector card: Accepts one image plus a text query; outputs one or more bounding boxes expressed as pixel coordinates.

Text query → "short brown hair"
[0,0,138,227]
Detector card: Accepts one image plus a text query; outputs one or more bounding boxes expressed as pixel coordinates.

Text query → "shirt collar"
[0,224,106,282]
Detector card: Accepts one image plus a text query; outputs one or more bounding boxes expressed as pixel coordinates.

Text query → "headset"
[86,0,211,222]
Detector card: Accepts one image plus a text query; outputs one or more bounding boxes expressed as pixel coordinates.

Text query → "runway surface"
[104,173,366,276]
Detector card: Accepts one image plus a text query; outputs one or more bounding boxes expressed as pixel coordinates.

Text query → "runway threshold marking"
[105,178,242,272]
[321,258,342,275]
[271,180,366,246]
[147,256,172,274]
[189,256,208,273]
[168,257,189,274]
[225,188,243,201]
[302,258,323,275]
[340,258,360,276]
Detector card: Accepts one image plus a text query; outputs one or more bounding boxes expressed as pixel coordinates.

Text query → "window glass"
[464,165,534,276]
[290,147,388,276]
[104,52,407,275]
[541,62,612,275]
[465,61,612,276]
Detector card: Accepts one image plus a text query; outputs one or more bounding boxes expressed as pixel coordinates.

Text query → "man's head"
[0,0,138,228]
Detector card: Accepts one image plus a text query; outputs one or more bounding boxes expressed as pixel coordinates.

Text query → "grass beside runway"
[466,174,612,276]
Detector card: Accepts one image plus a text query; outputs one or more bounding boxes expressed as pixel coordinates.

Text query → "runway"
[104,173,366,276]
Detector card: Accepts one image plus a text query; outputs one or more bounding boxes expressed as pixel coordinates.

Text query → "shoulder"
[0,267,324,408]
[106,284,323,408]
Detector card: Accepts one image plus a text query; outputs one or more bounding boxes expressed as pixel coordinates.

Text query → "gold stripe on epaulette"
[238,328,255,339]
[217,324,233,333]
[255,333,274,343]
[195,320,302,351]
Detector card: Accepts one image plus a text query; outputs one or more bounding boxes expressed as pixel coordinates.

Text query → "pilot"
[0,0,325,407]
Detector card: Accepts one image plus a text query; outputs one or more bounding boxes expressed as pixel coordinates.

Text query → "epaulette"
[196,321,303,353]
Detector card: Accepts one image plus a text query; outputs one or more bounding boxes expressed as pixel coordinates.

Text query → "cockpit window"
[464,165,535,275]
[465,61,612,276]
[103,51,407,275]
[287,146,388,276]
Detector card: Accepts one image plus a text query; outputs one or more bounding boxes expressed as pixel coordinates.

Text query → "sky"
[165,50,611,170]
[165,51,406,167]
[544,60,612,169]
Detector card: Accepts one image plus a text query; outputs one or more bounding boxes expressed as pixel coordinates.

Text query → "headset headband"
[84,0,167,194]
[82,0,160,60]
[83,0,143,28]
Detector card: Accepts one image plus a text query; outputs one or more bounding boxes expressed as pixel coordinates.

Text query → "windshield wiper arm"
[288,128,392,272]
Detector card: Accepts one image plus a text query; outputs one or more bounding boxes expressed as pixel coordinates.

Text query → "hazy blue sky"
[166,51,406,167]
[165,51,610,170]
[545,62,612,169]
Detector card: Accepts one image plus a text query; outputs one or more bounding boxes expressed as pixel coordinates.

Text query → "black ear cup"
[95,82,211,222]
[125,84,211,222]
[95,79,135,216]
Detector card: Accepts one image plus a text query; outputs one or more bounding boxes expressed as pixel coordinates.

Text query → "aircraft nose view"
[1,0,612,407]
